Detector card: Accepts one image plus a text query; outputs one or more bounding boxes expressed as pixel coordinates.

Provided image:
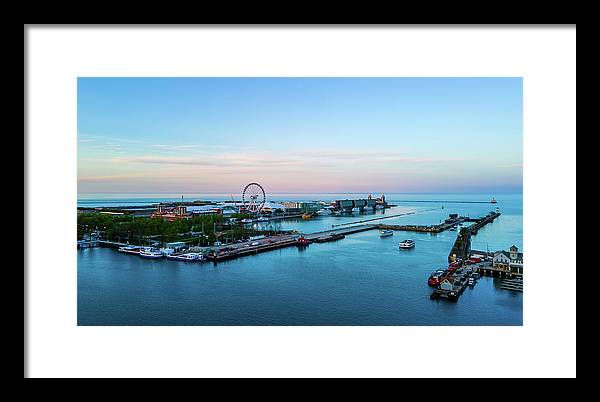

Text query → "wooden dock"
[499,277,523,292]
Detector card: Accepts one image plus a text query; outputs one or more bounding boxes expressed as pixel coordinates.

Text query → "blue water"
[77,193,522,325]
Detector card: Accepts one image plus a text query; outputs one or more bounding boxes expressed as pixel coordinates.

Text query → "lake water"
[77,193,523,325]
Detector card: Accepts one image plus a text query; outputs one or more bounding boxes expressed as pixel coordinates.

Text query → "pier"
[448,211,501,263]
[376,213,468,233]
[330,207,442,228]
[304,224,378,240]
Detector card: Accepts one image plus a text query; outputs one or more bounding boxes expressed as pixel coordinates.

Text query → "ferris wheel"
[242,182,266,213]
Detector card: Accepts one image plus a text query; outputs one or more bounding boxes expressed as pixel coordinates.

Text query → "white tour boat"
[139,247,164,259]
[166,252,203,262]
[118,245,140,254]
[241,218,253,224]
[399,239,415,249]
[159,248,175,256]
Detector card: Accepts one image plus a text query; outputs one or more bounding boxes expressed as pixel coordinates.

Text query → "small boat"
[241,218,253,223]
[139,248,164,259]
[118,245,140,254]
[428,270,445,287]
[491,197,497,204]
[449,259,462,268]
[302,213,314,220]
[449,227,457,231]
[159,248,175,256]
[316,207,334,215]
[296,236,311,246]
[166,252,203,262]
[379,229,394,237]
[399,239,415,249]
[256,216,269,222]
[468,277,475,286]
[466,257,481,264]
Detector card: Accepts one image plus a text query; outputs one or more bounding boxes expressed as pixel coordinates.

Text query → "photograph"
[77,77,523,326]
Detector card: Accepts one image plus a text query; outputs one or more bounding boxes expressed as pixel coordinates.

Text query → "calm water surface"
[78,193,523,325]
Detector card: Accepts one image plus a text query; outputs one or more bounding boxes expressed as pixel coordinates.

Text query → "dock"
[98,240,129,248]
[448,211,501,263]
[262,213,304,221]
[209,237,299,262]
[207,224,377,262]
[305,224,378,240]
[330,207,441,228]
[430,269,474,302]
[499,277,523,292]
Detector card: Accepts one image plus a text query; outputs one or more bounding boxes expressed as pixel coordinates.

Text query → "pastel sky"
[78,77,522,195]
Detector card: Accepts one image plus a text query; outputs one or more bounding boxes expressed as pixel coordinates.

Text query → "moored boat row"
[118,245,205,261]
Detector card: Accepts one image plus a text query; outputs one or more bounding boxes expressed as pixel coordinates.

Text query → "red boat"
[428,270,446,286]
[428,276,441,286]
[296,236,311,246]
[465,257,482,265]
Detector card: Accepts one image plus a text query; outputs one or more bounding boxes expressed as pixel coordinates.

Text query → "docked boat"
[139,248,164,259]
[302,213,314,220]
[256,216,269,222]
[296,236,311,246]
[379,229,394,237]
[166,252,203,262]
[316,207,334,215]
[241,218,253,224]
[466,257,482,264]
[399,239,415,249]
[491,197,497,204]
[468,277,476,286]
[428,270,446,287]
[118,245,140,255]
[159,248,175,256]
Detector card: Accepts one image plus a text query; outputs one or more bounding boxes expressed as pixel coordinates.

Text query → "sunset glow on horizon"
[78,77,522,195]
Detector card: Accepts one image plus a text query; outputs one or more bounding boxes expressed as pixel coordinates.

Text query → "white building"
[493,245,524,274]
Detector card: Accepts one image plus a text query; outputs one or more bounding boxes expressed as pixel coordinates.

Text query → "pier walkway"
[304,224,378,240]
[448,211,501,263]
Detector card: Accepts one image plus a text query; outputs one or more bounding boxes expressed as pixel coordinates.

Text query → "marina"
[78,193,523,325]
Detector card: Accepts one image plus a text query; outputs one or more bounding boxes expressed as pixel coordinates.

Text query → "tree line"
[78,212,282,245]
